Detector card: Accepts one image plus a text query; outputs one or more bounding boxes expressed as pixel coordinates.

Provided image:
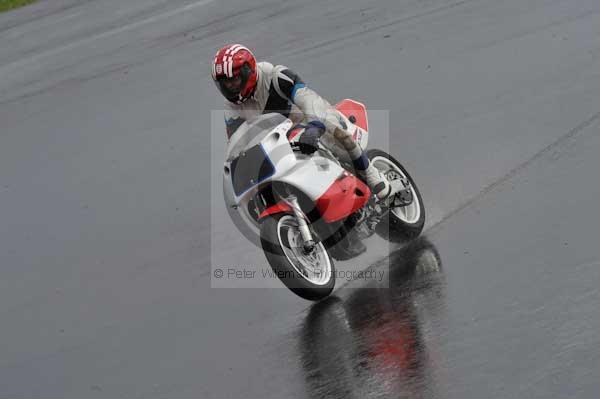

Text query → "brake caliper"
[395,178,414,206]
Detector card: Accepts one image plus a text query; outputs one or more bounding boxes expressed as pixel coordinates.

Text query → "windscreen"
[226,113,288,161]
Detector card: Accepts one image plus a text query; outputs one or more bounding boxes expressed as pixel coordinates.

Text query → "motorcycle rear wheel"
[367,149,426,242]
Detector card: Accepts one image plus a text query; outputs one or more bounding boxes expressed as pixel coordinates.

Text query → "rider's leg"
[291,97,396,199]
[328,127,396,200]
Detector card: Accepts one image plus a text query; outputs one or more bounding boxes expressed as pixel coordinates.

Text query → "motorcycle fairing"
[258,202,293,220]
[316,172,371,223]
[230,143,276,196]
[223,104,373,230]
[335,99,369,149]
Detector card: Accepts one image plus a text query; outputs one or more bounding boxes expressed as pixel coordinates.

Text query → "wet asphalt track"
[2,0,600,397]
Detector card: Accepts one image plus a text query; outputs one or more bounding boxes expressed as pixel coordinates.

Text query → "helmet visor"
[216,75,243,101]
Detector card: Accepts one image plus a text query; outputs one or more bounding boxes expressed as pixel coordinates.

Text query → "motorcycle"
[223,99,425,300]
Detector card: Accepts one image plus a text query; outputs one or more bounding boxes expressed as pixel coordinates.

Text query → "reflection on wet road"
[301,239,445,399]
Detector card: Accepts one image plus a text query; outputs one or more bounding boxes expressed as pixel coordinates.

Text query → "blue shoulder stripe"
[291,83,306,102]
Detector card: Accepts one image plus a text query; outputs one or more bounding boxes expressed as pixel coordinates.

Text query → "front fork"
[284,194,316,254]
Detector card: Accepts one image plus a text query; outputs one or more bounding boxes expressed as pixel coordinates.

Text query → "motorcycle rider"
[211,43,398,201]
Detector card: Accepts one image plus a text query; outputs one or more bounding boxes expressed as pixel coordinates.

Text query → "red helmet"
[211,44,258,104]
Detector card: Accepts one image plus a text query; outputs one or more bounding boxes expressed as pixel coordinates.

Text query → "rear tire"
[367,149,426,242]
[260,214,335,301]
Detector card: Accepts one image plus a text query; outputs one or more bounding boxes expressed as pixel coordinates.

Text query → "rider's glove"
[298,121,326,155]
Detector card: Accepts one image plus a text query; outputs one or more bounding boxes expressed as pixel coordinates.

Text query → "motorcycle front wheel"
[260,214,335,301]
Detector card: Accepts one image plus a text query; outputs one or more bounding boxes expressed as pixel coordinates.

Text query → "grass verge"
[0,0,37,13]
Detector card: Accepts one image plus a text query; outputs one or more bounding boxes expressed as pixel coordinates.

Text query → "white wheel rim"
[370,156,421,224]
[276,215,332,286]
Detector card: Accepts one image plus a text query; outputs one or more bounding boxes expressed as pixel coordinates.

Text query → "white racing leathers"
[222,62,391,198]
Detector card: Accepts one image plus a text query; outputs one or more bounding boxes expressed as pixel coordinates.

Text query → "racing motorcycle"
[223,100,425,300]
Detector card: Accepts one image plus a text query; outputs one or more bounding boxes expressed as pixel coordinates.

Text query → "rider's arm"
[271,66,343,134]
[224,106,246,139]
[225,117,245,139]
[288,104,305,125]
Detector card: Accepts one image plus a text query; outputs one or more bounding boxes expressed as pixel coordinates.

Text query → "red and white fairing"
[223,100,371,232]
[335,98,370,149]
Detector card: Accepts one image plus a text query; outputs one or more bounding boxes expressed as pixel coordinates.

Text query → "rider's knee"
[333,128,357,150]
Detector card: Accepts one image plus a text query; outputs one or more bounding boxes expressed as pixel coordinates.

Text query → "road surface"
[1,0,600,397]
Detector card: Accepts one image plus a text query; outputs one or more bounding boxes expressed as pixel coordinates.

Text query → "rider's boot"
[360,163,397,201]
[332,126,397,201]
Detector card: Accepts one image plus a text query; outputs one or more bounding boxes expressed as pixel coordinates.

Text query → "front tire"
[367,149,426,242]
[260,214,335,301]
